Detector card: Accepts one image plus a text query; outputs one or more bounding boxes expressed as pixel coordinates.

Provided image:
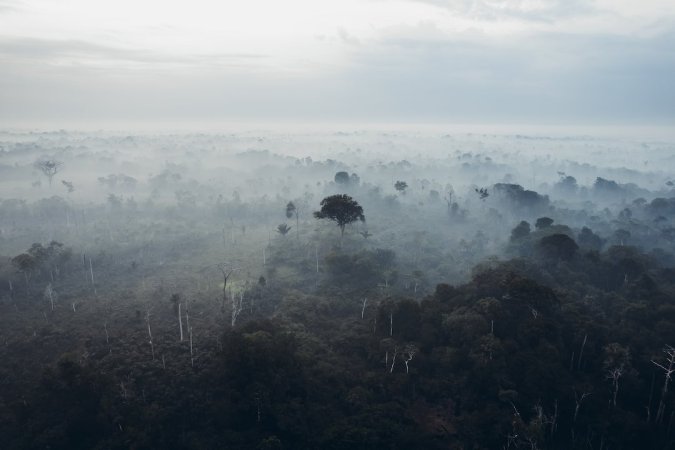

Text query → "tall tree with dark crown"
[314,194,365,246]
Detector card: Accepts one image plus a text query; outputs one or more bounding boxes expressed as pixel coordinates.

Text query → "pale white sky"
[1,0,674,126]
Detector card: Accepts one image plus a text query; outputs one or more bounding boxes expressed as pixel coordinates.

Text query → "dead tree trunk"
[146,311,155,360]
[189,325,194,368]
[44,283,55,311]
[390,311,393,337]
[577,334,587,371]
[403,344,417,374]
[232,290,244,327]
[607,366,624,407]
[89,257,97,295]
[178,303,184,342]
[573,389,591,425]
[104,321,111,353]
[390,346,398,373]
[218,263,239,311]
[652,345,675,424]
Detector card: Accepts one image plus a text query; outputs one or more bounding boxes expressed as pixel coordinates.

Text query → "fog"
[2,125,674,293]
[2,0,675,447]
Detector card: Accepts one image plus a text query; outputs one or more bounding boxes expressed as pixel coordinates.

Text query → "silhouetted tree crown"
[537,233,579,261]
[510,220,531,241]
[285,201,296,219]
[535,217,554,229]
[334,171,350,185]
[314,194,365,237]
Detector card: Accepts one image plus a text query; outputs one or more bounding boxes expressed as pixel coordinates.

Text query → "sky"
[0,0,674,128]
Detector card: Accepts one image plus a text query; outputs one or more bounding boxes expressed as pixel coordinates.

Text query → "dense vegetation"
[1,130,674,449]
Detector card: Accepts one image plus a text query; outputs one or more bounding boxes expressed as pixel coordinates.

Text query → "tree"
[276,223,292,236]
[314,194,365,245]
[604,343,630,407]
[61,180,74,193]
[510,221,531,241]
[555,173,578,194]
[12,253,36,293]
[614,229,631,246]
[34,159,63,187]
[217,262,240,311]
[334,171,350,185]
[394,180,408,194]
[537,233,578,261]
[475,187,489,200]
[286,201,301,240]
[535,217,554,229]
[652,345,675,424]
[578,227,603,251]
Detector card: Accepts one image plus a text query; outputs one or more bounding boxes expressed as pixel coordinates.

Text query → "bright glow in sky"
[1,0,674,126]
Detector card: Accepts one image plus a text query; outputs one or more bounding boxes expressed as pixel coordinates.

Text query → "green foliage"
[537,233,579,261]
[510,220,531,242]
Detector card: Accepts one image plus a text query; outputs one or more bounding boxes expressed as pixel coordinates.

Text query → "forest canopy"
[0,130,674,449]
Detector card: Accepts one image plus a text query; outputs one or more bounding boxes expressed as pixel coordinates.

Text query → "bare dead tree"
[89,257,97,295]
[607,367,624,407]
[604,343,630,408]
[146,311,155,360]
[403,344,417,374]
[361,297,368,319]
[217,262,240,311]
[652,345,675,424]
[178,302,184,342]
[34,159,63,186]
[577,334,588,371]
[231,288,244,327]
[189,324,194,367]
[390,346,398,373]
[573,389,591,424]
[647,371,656,422]
[44,283,56,311]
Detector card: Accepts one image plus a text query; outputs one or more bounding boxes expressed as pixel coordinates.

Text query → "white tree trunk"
[390,347,398,373]
[178,303,184,342]
[146,312,155,360]
[89,258,97,295]
[189,326,194,368]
